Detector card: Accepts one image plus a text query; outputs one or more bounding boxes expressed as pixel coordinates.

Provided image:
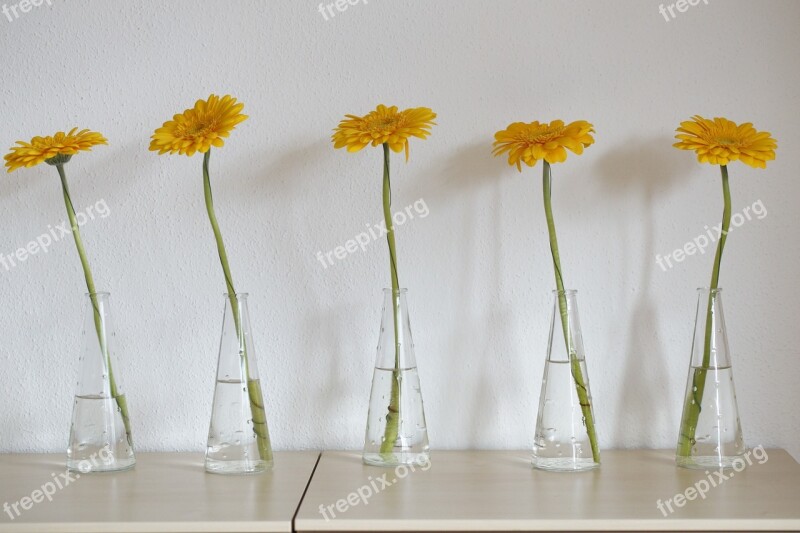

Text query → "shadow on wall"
[302,301,365,447]
[229,139,332,204]
[422,141,531,447]
[596,137,694,447]
[0,150,52,199]
[428,140,505,196]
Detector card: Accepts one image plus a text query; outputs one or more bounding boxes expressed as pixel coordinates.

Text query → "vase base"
[363,450,430,468]
[66,457,136,474]
[205,459,272,475]
[531,456,600,472]
[676,453,746,470]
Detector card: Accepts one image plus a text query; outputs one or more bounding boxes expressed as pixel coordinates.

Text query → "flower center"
[182,120,216,138]
[707,124,745,148]
[365,112,404,133]
[525,126,565,144]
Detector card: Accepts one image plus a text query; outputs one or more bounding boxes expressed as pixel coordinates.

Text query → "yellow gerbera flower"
[150,94,248,156]
[492,120,595,171]
[332,104,436,161]
[4,128,107,173]
[673,115,777,168]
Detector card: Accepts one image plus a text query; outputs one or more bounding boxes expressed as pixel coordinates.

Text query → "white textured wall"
[0,0,798,460]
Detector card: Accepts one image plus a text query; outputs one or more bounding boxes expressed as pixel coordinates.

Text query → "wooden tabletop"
[0,451,320,533]
[295,449,800,531]
[2,450,798,532]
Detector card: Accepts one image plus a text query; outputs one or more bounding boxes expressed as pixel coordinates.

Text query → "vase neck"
[375,289,416,369]
[690,288,731,368]
[547,290,585,363]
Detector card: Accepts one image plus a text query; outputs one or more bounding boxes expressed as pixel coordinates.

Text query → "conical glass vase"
[676,288,745,469]
[363,289,429,467]
[67,292,135,473]
[532,290,600,472]
[205,293,273,475]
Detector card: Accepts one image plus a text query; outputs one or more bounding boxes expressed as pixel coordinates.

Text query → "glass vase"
[676,288,745,469]
[205,293,273,475]
[67,292,136,473]
[532,290,600,472]
[363,289,429,467]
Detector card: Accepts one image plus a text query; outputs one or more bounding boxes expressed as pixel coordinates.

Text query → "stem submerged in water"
[57,164,132,446]
[202,151,271,462]
[542,161,600,463]
[677,165,731,457]
[379,143,402,458]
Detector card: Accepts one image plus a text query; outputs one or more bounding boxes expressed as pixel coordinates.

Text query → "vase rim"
[223,292,249,298]
[85,291,110,297]
[697,287,723,293]
[383,288,408,294]
[551,289,578,295]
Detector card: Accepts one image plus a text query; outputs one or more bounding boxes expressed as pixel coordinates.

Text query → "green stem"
[202,151,271,462]
[379,143,402,458]
[542,161,600,463]
[57,164,132,446]
[677,165,730,457]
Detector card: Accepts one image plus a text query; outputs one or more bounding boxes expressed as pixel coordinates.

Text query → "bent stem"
[379,143,402,459]
[542,161,600,463]
[677,165,731,457]
[202,151,272,462]
[57,164,132,446]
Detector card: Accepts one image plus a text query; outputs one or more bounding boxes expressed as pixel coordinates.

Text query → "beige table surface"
[295,449,800,532]
[0,451,320,533]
